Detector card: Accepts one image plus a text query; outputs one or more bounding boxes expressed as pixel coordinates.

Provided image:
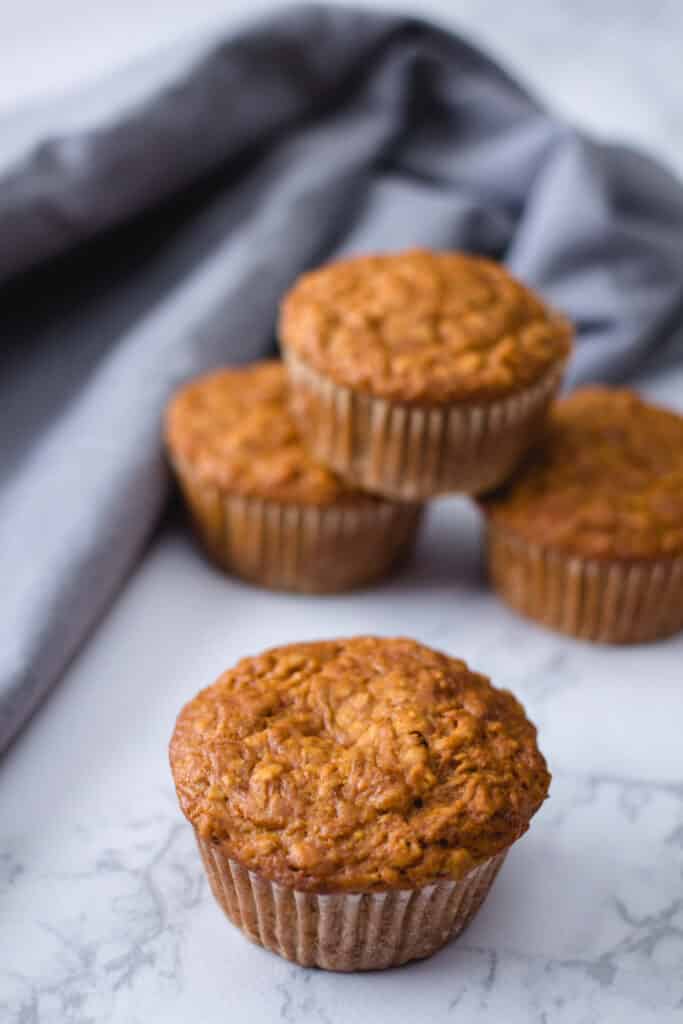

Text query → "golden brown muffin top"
[280,249,572,403]
[481,387,683,559]
[165,361,367,504]
[170,636,549,892]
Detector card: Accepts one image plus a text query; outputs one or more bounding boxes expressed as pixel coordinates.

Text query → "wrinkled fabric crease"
[1,3,682,751]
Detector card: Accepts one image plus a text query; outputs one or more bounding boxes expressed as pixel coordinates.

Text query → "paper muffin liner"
[283,351,565,501]
[170,457,422,593]
[486,522,683,644]
[196,836,507,971]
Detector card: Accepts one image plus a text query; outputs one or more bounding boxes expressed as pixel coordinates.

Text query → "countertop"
[2,3,683,1022]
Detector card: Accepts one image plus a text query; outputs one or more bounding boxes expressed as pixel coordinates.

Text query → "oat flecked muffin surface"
[170,636,550,969]
[280,249,572,498]
[281,249,571,403]
[166,361,354,504]
[165,362,421,592]
[480,387,683,642]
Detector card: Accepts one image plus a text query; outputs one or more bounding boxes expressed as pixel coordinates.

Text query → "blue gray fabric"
[2,3,683,752]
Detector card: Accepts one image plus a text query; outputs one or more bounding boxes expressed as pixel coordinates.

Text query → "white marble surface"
[2,363,683,1023]
[2,2,683,1022]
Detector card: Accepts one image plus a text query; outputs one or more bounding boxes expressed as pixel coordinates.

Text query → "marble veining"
[2,3,683,1013]
[2,771,682,1022]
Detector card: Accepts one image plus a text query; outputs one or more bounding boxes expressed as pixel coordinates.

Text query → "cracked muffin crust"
[280,249,572,403]
[481,388,683,560]
[165,363,421,592]
[279,249,571,499]
[170,636,550,893]
[480,388,683,643]
[165,361,363,505]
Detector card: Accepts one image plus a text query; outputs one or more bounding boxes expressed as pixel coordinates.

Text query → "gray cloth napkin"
[2,3,683,753]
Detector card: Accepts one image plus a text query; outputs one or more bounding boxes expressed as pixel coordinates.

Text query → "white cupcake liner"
[170,457,422,593]
[197,836,507,971]
[486,522,683,643]
[284,351,565,500]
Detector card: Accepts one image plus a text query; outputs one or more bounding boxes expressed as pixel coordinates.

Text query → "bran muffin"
[165,362,421,593]
[480,387,683,643]
[170,636,550,970]
[280,249,572,500]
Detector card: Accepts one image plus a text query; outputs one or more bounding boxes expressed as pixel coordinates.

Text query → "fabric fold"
[2,3,682,752]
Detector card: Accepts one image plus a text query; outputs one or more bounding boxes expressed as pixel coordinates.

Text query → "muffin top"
[170,636,549,892]
[280,249,572,403]
[165,361,367,504]
[481,388,683,559]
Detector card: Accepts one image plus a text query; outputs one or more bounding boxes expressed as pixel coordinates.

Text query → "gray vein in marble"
[2,767,682,1023]
[1,817,205,1024]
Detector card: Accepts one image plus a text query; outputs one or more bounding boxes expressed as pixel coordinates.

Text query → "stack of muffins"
[166,247,683,644]
[166,249,683,972]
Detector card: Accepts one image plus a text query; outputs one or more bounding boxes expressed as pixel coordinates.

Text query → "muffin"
[480,387,683,644]
[170,636,550,971]
[165,362,421,593]
[280,249,572,500]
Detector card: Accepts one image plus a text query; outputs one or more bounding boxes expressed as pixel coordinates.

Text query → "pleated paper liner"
[284,351,566,501]
[486,523,683,644]
[170,457,422,593]
[197,837,507,971]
